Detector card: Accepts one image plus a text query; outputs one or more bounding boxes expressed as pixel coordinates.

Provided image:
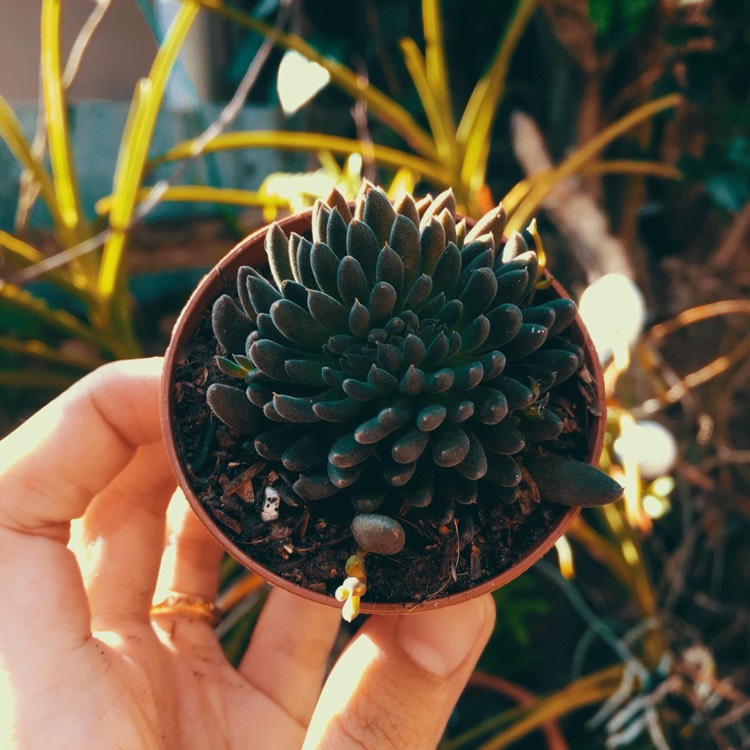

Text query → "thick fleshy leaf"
[346,219,380,284]
[424,331,449,366]
[485,304,523,348]
[430,241,461,298]
[402,273,433,311]
[420,188,456,226]
[295,237,317,289]
[399,365,425,395]
[518,409,564,441]
[326,207,349,258]
[375,244,405,303]
[453,361,484,391]
[484,453,522,486]
[432,422,471,467]
[337,255,369,307]
[389,213,421,289]
[524,454,624,507]
[282,433,329,471]
[449,399,474,422]
[247,275,282,317]
[402,334,426,366]
[328,461,366,489]
[313,395,364,422]
[423,368,455,394]
[349,299,371,338]
[270,299,331,348]
[368,281,397,324]
[363,187,397,246]
[416,403,447,431]
[351,513,406,554]
[394,192,420,225]
[376,342,402,373]
[312,199,330,244]
[284,359,328,386]
[293,473,339,500]
[281,279,309,307]
[458,315,490,353]
[479,350,506,381]
[273,393,322,423]
[329,433,377,468]
[465,204,506,247]
[249,339,295,381]
[392,427,430,464]
[380,452,417,486]
[311,242,341,298]
[307,289,349,331]
[206,383,263,434]
[325,186,352,222]
[354,403,412,444]
[342,378,378,401]
[420,216,446,275]
[266,222,294,287]
[522,304,556,328]
[211,295,255,354]
[524,349,580,385]
[476,420,525,455]
[236,266,257,320]
[455,429,488,480]
[439,471,478,505]
[367,364,398,393]
[461,235,495,268]
[546,297,578,336]
[492,374,535,410]
[399,467,434,507]
[471,386,508,425]
[501,323,548,359]
[493,268,529,306]
[254,425,305,459]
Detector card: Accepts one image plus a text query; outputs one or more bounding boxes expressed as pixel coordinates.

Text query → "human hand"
[0,358,494,750]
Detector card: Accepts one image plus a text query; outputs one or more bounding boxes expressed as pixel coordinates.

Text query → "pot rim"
[161,207,606,614]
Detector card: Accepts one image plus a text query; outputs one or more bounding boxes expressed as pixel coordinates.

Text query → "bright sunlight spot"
[277,49,331,115]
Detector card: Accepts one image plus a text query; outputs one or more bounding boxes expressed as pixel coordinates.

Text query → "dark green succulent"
[207,183,623,559]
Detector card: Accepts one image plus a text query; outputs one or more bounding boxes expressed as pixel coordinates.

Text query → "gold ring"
[150,594,223,627]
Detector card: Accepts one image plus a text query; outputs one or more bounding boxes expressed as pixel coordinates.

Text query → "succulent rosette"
[207,183,622,563]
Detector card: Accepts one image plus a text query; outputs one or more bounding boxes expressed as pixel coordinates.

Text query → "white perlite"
[260,487,281,522]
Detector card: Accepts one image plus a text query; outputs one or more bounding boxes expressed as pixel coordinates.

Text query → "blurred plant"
[157,0,681,223]
[0,1,205,387]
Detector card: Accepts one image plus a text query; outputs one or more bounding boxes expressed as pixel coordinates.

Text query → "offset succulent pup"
[208,183,623,619]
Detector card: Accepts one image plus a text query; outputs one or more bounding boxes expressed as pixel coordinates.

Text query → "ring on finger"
[150,593,223,628]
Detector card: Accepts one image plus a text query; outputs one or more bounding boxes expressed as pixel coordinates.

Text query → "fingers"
[151,491,224,645]
[302,595,496,750]
[239,588,341,727]
[73,441,175,631]
[0,358,164,653]
[0,358,164,536]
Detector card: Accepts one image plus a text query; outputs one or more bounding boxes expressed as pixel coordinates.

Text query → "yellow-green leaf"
[96,185,288,215]
[0,96,62,226]
[41,0,83,242]
[154,130,451,186]
[191,0,437,160]
[457,0,539,193]
[98,2,200,302]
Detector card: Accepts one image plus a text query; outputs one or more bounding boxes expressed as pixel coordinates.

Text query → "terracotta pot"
[161,208,606,614]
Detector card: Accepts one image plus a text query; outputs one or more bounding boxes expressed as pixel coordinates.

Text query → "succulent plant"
[207,183,623,569]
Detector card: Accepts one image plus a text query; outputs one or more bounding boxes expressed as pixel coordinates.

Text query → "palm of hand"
[0,359,493,750]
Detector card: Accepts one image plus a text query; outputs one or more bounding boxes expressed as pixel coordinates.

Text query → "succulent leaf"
[206,187,615,566]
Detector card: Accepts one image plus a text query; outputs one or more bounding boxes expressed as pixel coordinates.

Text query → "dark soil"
[170,286,594,606]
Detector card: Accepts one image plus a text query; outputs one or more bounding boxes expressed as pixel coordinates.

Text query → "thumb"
[303,594,495,749]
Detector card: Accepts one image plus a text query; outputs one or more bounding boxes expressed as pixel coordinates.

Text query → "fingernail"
[396,596,490,677]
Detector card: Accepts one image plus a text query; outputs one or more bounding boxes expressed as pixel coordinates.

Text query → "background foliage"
[1,1,748,747]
